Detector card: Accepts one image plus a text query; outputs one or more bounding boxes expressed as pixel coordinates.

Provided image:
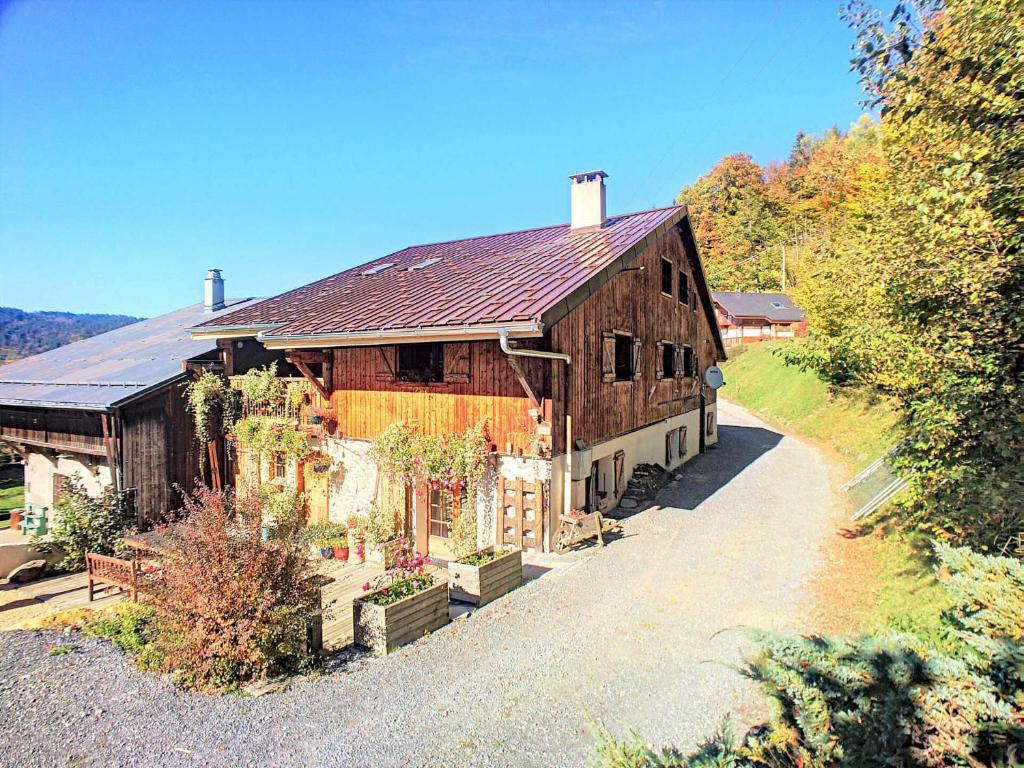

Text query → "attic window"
[361,263,394,276]
[770,301,784,309]
[408,257,441,271]
[660,259,673,295]
[678,272,689,305]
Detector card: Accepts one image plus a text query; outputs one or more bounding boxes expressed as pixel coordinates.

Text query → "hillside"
[0,306,142,363]
[720,342,899,473]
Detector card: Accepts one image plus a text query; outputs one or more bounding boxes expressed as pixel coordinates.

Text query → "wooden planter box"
[352,580,450,655]
[448,547,522,606]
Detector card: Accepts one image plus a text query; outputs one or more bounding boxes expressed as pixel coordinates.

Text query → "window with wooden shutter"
[655,342,664,380]
[601,332,617,382]
[375,346,397,382]
[631,338,642,380]
[659,341,676,380]
[673,344,685,379]
[443,343,471,383]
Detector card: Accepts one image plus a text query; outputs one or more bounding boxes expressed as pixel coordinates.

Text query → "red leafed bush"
[149,485,321,691]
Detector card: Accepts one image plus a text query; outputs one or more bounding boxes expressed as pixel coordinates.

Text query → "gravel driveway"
[0,400,836,768]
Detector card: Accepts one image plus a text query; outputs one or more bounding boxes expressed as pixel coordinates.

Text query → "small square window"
[398,343,444,383]
[661,343,676,379]
[614,334,633,381]
[661,259,673,295]
[678,271,689,304]
[272,451,287,480]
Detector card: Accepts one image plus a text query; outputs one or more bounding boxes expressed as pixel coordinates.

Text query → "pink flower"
[361,582,370,592]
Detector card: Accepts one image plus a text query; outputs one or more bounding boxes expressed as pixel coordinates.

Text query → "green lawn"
[721,342,900,472]
[0,477,24,529]
[721,342,948,635]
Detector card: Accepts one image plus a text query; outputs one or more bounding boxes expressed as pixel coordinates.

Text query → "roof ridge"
[390,204,686,253]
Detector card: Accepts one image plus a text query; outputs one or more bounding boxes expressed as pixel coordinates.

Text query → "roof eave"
[187,323,285,341]
[257,321,544,350]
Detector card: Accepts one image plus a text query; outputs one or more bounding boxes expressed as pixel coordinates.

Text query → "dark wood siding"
[120,379,200,528]
[550,223,719,450]
[0,407,106,455]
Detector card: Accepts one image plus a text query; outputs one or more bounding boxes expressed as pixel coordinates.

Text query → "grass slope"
[0,478,22,529]
[721,342,899,473]
[720,342,948,636]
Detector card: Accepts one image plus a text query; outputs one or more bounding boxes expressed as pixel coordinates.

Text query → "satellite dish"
[704,365,725,390]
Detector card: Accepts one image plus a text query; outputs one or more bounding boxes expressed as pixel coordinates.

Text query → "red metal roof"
[194,206,686,340]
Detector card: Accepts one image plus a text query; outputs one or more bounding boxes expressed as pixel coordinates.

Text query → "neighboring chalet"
[712,292,806,349]
[191,172,726,555]
[0,272,270,531]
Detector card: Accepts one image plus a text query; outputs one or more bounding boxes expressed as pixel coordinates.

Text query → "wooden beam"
[100,414,120,493]
[291,358,330,401]
[505,355,540,410]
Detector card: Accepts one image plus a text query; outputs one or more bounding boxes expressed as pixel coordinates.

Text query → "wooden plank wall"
[328,340,546,453]
[121,380,200,528]
[550,224,720,450]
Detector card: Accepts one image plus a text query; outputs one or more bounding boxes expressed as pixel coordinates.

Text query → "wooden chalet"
[0,272,275,531]
[712,292,806,348]
[191,172,727,555]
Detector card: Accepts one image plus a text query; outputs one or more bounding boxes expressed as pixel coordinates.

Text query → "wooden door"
[496,476,547,552]
[303,460,330,524]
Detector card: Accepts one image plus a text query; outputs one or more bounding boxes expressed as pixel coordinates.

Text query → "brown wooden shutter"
[601,332,616,382]
[655,342,664,380]
[375,346,396,382]
[632,338,643,380]
[674,345,685,379]
[443,343,471,383]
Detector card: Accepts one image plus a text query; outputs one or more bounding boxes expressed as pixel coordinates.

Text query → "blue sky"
[0,0,865,316]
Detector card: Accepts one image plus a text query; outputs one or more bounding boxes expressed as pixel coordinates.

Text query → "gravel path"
[0,400,837,768]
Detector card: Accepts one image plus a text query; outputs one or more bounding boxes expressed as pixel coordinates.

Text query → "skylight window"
[361,263,394,276]
[408,257,441,271]
[770,301,784,309]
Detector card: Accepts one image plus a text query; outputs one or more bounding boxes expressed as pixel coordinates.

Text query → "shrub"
[148,485,322,692]
[83,602,157,657]
[591,545,1024,767]
[35,477,136,571]
[298,521,346,549]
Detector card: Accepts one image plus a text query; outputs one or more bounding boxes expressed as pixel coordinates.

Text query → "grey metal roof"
[712,292,805,323]
[0,298,262,410]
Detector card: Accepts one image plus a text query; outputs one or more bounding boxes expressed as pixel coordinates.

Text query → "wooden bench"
[86,552,140,602]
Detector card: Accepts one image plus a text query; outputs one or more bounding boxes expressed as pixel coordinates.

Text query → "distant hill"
[0,307,143,363]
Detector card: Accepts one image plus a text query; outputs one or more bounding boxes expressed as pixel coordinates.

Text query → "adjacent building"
[712,291,806,348]
[0,273,268,529]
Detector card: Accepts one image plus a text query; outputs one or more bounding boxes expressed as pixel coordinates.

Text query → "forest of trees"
[0,307,141,363]
[677,0,1022,555]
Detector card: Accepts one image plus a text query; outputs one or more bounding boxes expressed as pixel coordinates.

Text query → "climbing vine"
[183,370,237,470]
[232,416,311,462]
[369,420,489,558]
[369,420,489,492]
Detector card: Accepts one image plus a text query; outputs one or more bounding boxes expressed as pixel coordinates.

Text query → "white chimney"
[569,169,608,230]
[203,269,225,312]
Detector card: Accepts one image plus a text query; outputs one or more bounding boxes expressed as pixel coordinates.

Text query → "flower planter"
[448,547,522,607]
[352,581,450,655]
[333,546,350,561]
[368,539,404,569]
[319,547,334,559]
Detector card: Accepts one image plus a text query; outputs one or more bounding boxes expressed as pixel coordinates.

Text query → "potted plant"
[332,534,350,562]
[448,546,522,606]
[352,547,448,655]
[308,406,325,425]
